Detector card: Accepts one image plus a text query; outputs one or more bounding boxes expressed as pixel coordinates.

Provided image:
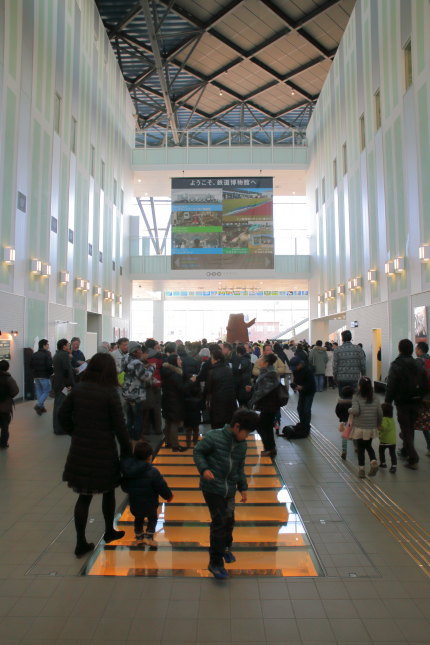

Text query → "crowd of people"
[1,330,429,578]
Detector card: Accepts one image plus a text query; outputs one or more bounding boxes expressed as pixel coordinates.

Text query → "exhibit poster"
[171,177,274,270]
[414,305,428,344]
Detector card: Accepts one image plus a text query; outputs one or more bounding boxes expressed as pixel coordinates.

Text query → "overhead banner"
[171,177,274,270]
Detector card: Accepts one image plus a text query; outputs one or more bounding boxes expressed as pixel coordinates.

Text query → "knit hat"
[199,347,210,358]
[128,341,142,355]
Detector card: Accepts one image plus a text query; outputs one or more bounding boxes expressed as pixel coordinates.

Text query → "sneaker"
[34,405,43,416]
[368,460,378,476]
[144,535,157,547]
[208,564,229,579]
[341,451,346,460]
[135,532,145,542]
[172,445,187,452]
[379,463,387,468]
[404,462,418,470]
[224,550,236,564]
[358,468,365,479]
[103,529,125,543]
[389,466,397,473]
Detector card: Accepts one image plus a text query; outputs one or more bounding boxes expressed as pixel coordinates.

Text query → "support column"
[152,297,164,339]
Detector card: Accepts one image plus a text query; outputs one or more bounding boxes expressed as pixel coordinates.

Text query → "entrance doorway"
[372,328,382,381]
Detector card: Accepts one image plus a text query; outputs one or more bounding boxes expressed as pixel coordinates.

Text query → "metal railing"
[135,127,307,149]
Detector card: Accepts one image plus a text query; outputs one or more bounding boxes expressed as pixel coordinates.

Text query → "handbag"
[339,413,354,439]
[415,403,430,432]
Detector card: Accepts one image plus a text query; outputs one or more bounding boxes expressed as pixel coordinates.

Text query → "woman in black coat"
[206,348,237,428]
[59,353,131,557]
[161,354,195,451]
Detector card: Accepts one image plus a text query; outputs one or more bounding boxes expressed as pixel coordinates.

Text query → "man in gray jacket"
[309,340,328,392]
[333,330,366,394]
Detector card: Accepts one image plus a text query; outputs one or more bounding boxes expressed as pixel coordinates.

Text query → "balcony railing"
[135,127,307,149]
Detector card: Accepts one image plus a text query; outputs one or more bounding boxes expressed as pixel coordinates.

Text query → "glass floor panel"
[84,435,323,577]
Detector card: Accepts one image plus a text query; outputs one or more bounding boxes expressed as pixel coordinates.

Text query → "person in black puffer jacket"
[29,339,53,415]
[161,354,196,451]
[206,348,237,429]
[59,353,132,557]
[121,441,173,546]
[0,360,19,449]
[231,345,253,407]
[385,338,428,469]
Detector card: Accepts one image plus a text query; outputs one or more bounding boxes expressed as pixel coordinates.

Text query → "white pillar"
[152,297,164,339]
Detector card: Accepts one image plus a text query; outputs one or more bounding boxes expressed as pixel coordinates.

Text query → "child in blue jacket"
[121,441,173,546]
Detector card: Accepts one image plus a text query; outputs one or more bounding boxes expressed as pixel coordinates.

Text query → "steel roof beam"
[107,3,142,38]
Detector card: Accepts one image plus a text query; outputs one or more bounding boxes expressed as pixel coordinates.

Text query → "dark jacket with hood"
[52,350,75,393]
[193,425,248,497]
[385,354,428,406]
[206,360,237,428]
[0,370,19,414]
[121,458,172,515]
[249,366,280,413]
[161,362,188,421]
[293,364,317,395]
[30,349,53,379]
[231,353,253,404]
[60,382,131,492]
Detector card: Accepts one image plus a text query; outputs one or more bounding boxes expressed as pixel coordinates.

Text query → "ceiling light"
[59,270,69,285]
[219,91,223,96]
[137,178,142,183]
[367,269,377,283]
[394,257,405,273]
[3,247,15,264]
[419,245,430,261]
[385,260,395,276]
[337,284,345,295]
[31,259,41,274]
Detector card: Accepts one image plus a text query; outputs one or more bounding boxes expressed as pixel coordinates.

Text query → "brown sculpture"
[226,313,256,343]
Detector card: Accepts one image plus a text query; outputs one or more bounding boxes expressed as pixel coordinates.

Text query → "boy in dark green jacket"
[193,408,259,579]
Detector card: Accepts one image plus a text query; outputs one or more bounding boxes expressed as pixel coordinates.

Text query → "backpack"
[401,361,427,403]
[281,423,310,439]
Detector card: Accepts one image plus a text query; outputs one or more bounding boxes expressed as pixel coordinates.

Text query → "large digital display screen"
[171,177,274,270]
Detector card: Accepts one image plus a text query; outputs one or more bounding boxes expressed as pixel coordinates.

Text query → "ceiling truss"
[95,0,356,145]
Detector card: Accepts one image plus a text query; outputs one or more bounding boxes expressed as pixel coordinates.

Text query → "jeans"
[34,378,51,408]
[297,391,315,430]
[126,400,145,441]
[314,374,325,392]
[397,404,419,465]
[0,411,12,447]
[258,410,276,451]
[203,492,235,567]
[53,392,67,434]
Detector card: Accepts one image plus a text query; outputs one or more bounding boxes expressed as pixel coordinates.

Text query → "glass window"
[71,117,77,154]
[359,114,365,151]
[342,142,347,174]
[404,39,412,89]
[374,90,381,130]
[333,158,337,187]
[54,94,61,134]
